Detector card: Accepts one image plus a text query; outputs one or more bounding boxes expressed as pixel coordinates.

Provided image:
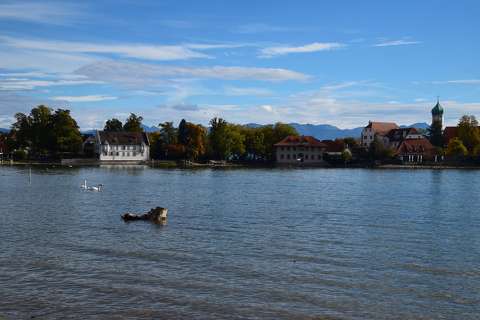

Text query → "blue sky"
[0,0,479,129]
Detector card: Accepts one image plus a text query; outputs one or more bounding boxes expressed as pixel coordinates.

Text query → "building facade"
[95,131,150,161]
[381,127,424,149]
[361,121,399,148]
[274,135,327,165]
[396,138,436,163]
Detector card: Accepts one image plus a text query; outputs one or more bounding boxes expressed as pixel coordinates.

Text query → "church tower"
[431,98,444,128]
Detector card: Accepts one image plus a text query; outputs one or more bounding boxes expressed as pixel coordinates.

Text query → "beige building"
[274,135,327,164]
[361,121,399,148]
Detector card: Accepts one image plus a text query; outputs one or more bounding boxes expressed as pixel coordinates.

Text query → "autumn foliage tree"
[457,115,480,156]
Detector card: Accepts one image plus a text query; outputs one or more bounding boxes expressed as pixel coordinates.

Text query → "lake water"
[0,166,479,319]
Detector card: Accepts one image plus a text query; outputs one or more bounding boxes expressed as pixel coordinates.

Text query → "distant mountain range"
[247,122,429,140]
[79,124,159,135]
[1,122,430,140]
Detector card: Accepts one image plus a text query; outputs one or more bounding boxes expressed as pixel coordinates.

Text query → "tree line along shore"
[1,105,480,167]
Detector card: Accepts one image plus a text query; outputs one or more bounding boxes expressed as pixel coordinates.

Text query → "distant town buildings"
[95,131,150,162]
[359,100,448,164]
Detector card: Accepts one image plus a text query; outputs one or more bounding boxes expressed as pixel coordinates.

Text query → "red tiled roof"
[384,127,418,141]
[443,126,457,143]
[365,121,399,134]
[274,135,327,147]
[321,139,345,152]
[396,138,435,155]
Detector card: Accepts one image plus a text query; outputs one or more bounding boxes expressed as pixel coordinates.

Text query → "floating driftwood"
[122,207,168,225]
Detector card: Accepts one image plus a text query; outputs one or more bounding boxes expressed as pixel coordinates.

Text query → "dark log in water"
[122,207,168,224]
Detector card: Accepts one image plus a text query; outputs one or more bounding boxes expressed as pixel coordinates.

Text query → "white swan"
[87,184,103,192]
[81,179,103,192]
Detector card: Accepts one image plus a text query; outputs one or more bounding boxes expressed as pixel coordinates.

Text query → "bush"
[12,149,27,161]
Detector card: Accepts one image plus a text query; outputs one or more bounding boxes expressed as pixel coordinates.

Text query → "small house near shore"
[95,131,150,161]
[395,138,436,163]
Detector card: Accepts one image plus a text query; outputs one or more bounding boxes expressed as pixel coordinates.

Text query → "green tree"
[11,105,82,159]
[104,118,123,132]
[226,124,246,159]
[457,115,480,155]
[159,121,178,145]
[208,117,229,159]
[259,122,298,161]
[177,119,188,145]
[244,128,265,160]
[11,112,32,150]
[341,149,353,163]
[428,121,444,147]
[207,118,247,160]
[368,137,394,161]
[123,113,144,132]
[12,105,55,158]
[446,137,468,158]
[51,109,82,155]
[148,131,163,159]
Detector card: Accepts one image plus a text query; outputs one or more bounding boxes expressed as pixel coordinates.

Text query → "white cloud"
[320,81,364,91]
[169,104,199,111]
[259,42,344,57]
[0,78,104,91]
[224,86,273,96]
[0,2,84,25]
[0,48,96,73]
[374,39,421,47]
[75,60,310,85]
[433,79,480,85]
[0,36,211,61]
[52,95,117,102]
[260,105,274,112]
[234,23,293,34]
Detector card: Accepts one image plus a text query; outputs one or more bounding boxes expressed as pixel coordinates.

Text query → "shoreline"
[2,160,480,170]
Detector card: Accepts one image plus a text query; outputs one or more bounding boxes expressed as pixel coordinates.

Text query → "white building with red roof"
[95,131,150,161]
[361,121,399,148]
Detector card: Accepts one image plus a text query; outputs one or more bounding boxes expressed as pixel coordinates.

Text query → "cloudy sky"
[0,0,479,129]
